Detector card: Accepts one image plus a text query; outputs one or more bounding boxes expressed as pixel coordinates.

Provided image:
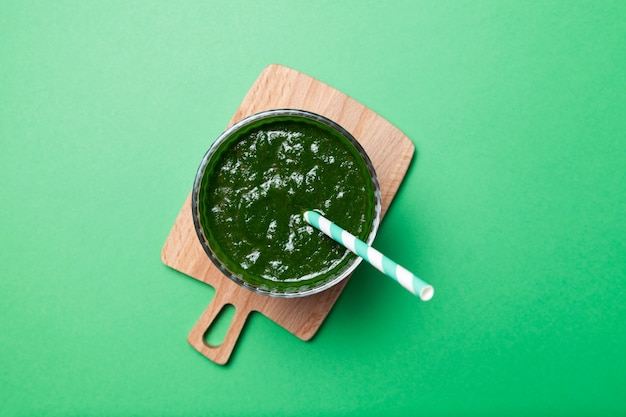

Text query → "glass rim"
[191,109,382,298]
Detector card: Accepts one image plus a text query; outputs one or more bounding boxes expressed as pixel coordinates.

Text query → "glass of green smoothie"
[192,109,381,297]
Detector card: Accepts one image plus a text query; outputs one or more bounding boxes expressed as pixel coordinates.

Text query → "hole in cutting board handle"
[203,303,236,347]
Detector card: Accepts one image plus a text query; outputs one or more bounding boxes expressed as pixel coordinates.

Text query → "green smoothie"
[194,111,379,295]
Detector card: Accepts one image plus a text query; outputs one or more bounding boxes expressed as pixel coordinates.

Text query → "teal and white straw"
[303,210,434,301]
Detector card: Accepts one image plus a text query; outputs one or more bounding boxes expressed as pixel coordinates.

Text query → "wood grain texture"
[161,64,414,364]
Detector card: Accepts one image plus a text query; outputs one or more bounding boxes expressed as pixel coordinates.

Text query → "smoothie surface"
[197,116,377,292]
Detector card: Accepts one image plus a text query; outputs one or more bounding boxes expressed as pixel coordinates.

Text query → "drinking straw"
[303,210,434,301]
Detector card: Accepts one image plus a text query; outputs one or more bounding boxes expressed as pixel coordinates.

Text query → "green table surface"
[2,1,625,416]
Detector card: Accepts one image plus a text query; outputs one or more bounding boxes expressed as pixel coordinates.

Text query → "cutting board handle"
[187,293,250,365]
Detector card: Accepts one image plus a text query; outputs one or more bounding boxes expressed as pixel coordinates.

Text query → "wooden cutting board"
[161,64,414,365]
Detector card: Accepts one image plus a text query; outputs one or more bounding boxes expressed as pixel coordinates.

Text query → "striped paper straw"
[303,210,434,301]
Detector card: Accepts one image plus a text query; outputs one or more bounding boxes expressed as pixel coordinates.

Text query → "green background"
[2,1,625,416]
